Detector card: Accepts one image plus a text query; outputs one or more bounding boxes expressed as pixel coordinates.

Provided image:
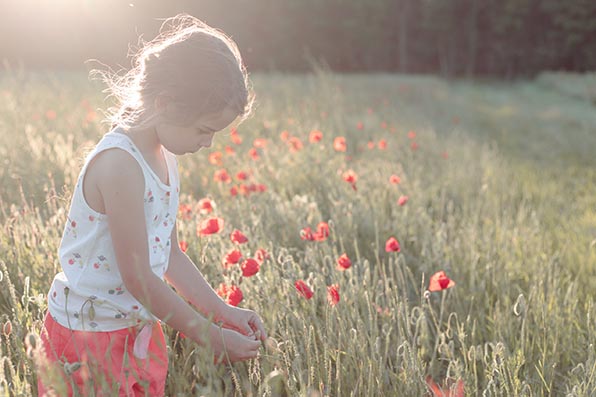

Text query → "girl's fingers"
[250,315,267,340]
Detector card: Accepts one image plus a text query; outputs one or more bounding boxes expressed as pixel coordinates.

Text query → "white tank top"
[47,128,180,331]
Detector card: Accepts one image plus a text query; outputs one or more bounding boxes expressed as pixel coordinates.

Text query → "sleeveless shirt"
[47,128,180,331]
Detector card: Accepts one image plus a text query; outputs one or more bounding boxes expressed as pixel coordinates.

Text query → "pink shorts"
[37,312,168,397]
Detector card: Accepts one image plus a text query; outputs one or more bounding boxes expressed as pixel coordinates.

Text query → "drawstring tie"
[133,322,153,359]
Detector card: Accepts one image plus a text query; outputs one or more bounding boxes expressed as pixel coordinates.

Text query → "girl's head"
[93,14,254,132]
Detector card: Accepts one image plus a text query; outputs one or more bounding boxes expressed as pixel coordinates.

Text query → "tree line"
[3,0,595,78]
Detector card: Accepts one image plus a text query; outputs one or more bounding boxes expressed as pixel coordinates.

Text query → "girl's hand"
[218,305,268,342]
[209,325,261,363]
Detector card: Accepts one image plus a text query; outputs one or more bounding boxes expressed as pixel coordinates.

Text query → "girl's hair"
[90,14,254,130]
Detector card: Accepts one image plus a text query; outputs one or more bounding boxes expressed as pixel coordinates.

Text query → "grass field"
[0,68,595,396]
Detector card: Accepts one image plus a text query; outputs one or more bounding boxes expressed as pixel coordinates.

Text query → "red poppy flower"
[178,203,193,220]
[230,229,248,244]
[197,198,214,214]
[356,121,364,130]
[442,151,449,159]
[225,145,235,155]
[179,241,188,253]
[309,130,323,143]
[197,217,224,236]
[288,136,304,152]
[280,130,290,141]
[213,169,231,184]
[337,254,352,271]
[410,142,419,151]
[380,122,387,129]
[248,148,260,160]
[257,184,267,192]
[367,141,375,150]
[230,128,242,145]
[230,186,238,196]
[253,138,268,148]
[223,249,242,267]
[342,169,358,191]
[428,271,455,292]
[45,110,57,120]
[313,222,330,241]
[397,195,409,206]
[300,227,314,241]
[327,284,340,306]
[389,175,401,185]
[254,248,269,264]
[217,283,244,306]
[425,376,464,397]
[208,151,223,166]
[378,139,387,150]
[385,236,400,252]
[238,184,250,196]
[407,131,416,139]
[295,280,313,299]
[333,136,347,152]
[241,258,260,277]
[236,171,249,181]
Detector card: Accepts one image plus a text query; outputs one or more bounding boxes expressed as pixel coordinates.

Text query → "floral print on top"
[47,128,180,331]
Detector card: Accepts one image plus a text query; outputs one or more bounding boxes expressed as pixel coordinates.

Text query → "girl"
[37,14,267,396]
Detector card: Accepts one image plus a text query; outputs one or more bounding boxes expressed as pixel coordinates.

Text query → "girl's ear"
[154,93,173,113]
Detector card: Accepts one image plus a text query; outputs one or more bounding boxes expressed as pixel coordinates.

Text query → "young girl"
[37,14,267,396]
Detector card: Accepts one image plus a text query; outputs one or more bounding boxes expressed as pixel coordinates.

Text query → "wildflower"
[300,227,314,241]
[253,138,267,148]
[337,254,351,271]
[342,169,358,191]
[230,128,242,145]
[378,139,387,150]
[442,151,449,159]
[208,151,223,166]
[280,130,290,141]
[213,169,231,184]
[230,229,248,244]
[179,241,188,253]
[389,175,401,185]
[236,171,249,181]
[327,284,340,306]
[367,141,375,150]
[425,376,464,397]
[397,195,409,206]
[225,145,235,155]
[178,203,193,220]
[241,258,260,277]
[385,237,400,252]
[407,131,416,139]
[410,142,419,151]
[356,121,364,130]
[295,280,313,300]
[230,186,238,196]
[313,222,330,241]
[197,217,224,236]
[224,249,242,267]
[217,283,243,306]
[333,136,347,152]
[380,122,387,129]
[288,136,303,152]
[428,271,455,292]
[309,130,323,143]
[254,248,269,264]
[197,198,214,214]
[3,320,12,336]
[248,148,259,160]
[45,110,57,120]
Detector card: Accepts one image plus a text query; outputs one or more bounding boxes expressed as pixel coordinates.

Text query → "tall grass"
[0,68,595,396]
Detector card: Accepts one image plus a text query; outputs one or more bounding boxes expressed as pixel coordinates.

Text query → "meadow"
[0,68,595,396]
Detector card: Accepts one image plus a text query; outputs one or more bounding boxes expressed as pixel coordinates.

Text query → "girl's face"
[155,107,239,155]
